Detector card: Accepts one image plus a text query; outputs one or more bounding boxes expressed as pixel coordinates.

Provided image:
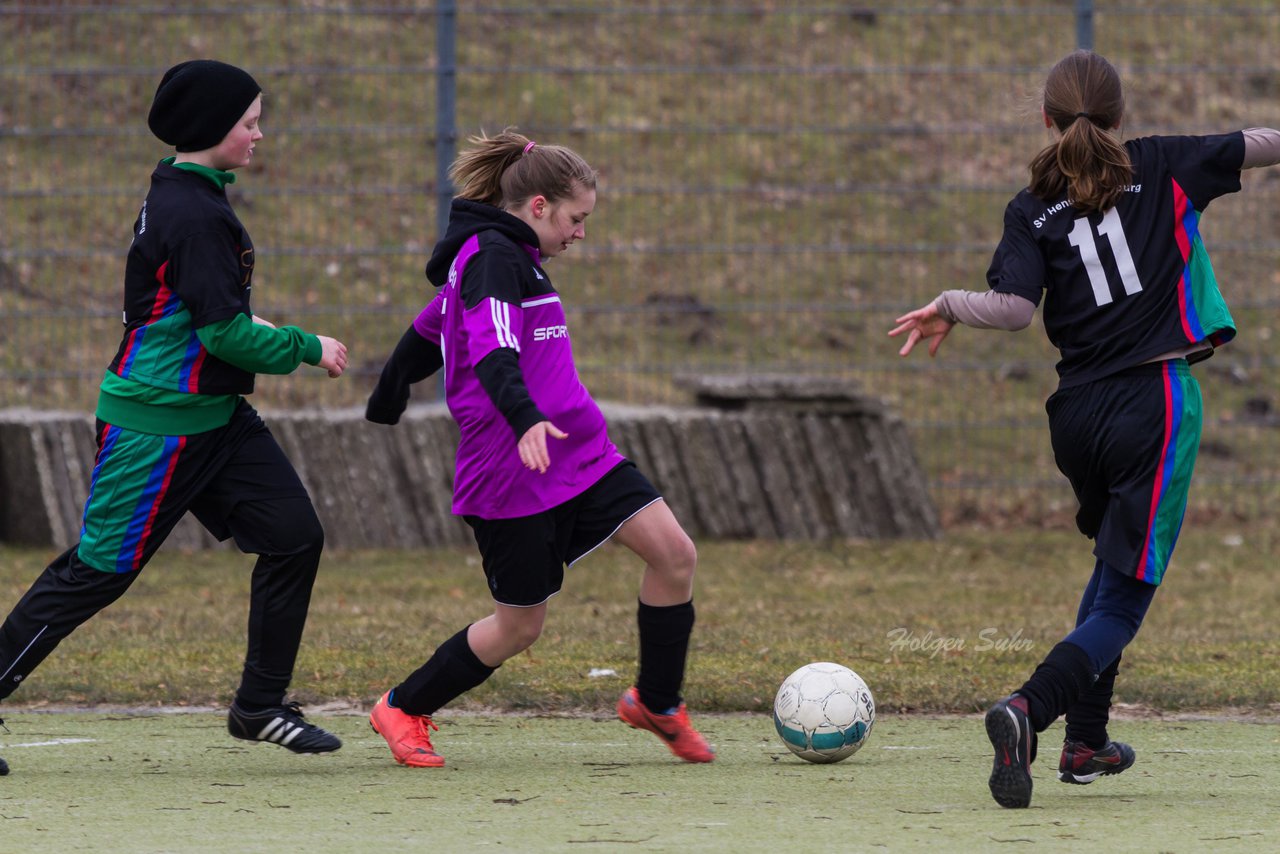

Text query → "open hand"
[518,420,568,474]
[888,301,954,357]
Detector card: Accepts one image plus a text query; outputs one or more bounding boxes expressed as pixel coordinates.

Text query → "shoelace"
[414,716,440,745]
[279,701,313,726]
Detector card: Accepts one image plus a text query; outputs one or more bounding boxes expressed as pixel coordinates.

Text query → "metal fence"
[3,1,1279,527]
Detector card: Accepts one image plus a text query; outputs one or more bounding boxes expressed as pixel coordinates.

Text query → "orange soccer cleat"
[617,686,715,763]
[369,691,445,768]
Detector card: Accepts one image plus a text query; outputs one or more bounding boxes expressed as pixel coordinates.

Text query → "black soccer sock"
[636,599,695,713]
[393,625,496,716]
[231,699,272,714]
[1064,654,1120,748]
[1014,641,1096,733]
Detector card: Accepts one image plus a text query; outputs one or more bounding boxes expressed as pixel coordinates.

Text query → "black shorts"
[1046,360,1202,585]
[463,461,662,607]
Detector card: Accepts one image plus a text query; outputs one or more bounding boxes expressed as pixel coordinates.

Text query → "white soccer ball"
[773,661,875,763]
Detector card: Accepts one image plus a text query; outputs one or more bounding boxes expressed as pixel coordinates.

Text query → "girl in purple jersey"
[365,129,713,766]
[889,50,1280,809]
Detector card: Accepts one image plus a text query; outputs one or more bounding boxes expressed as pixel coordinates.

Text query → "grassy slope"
[1,526,1276,714]
[4,7,1280,523]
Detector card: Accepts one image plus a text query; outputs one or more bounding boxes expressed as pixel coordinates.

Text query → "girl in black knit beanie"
[0,60,350,774]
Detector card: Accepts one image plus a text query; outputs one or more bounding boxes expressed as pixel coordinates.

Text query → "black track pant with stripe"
[0,401,324,708]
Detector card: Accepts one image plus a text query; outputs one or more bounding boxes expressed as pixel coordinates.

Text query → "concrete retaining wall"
[0,387,939,551]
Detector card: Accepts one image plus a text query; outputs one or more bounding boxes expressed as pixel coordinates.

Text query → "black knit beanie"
[147,60,261,152]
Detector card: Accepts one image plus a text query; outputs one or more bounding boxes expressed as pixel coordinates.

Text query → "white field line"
[3,738,97,748]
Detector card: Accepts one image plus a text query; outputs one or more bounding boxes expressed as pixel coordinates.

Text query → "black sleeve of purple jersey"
[1151,133,1244,211]
[168,228,248,329]
[459,242,525,309]
[984,200,1045,306]
[365,324,444,425]
[475,348,548,439]
[456,239,545,436]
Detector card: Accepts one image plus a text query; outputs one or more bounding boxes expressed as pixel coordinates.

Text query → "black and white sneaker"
[227,700,342,754]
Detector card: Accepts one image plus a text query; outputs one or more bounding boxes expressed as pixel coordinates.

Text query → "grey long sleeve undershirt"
[933,289,1037,330]
[1242,127,1280,168]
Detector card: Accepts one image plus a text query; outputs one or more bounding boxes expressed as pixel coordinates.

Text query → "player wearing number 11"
[889,49,1280,809]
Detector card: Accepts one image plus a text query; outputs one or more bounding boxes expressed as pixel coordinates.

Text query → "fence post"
[435,0,457,238]
[1075,0,1094,50]
[432,0,458,399]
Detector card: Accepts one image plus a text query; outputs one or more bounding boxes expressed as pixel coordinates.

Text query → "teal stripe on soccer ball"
[774,716,809,749]
[810,721,867,750]
[811,730,848,750]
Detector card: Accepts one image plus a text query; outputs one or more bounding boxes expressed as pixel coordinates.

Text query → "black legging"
[0,495,322,707]
[0,402,325,708]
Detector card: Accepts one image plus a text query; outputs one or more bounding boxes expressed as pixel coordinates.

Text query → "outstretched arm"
[1242,127,1280,169]
[889,290,1036,357]
[365,325,444,424]
[196,313,346,377]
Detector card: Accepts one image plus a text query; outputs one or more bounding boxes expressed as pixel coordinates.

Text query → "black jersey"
[107,161,256,395]
[987,132,1244,387]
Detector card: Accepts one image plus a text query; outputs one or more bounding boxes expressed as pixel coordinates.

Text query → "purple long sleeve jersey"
[371,199,624,519]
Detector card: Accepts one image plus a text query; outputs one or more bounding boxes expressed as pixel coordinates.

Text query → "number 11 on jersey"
[1068,208,1144,307]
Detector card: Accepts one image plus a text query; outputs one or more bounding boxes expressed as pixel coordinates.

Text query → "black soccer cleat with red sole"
[985,694,1037,809]
[1058,738,1135,784]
